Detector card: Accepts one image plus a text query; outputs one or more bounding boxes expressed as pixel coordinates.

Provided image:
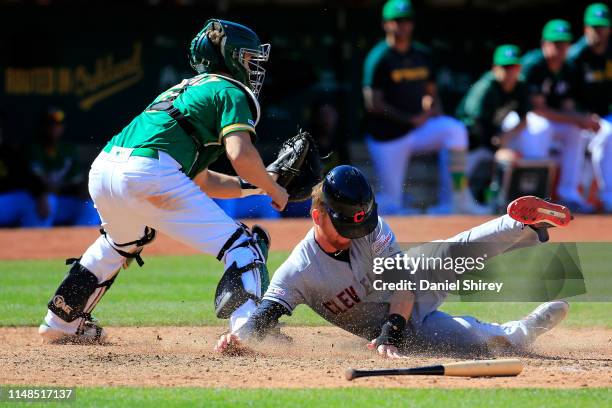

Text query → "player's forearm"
[532,107,582,126]
[495,119,527,148]
[388,290,414,321]
[226,137,281,197]
[193,169,244,199]
[377,102,415,126]
[226,133,279,195]
[373,291,414,349]
[387,92,439,127]
[423,82,442,114]
[529,94,583,126]
[232,150,280,196]
[364,87,413,126]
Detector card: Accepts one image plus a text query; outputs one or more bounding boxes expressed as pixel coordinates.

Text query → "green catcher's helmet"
[189,19,270,97]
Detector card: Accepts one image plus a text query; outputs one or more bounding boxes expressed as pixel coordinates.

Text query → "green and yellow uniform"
[456,72,530,150]
[521,49,577,110]
[567,37,612,116]
[106,74,258,178]
[363,41,435,141]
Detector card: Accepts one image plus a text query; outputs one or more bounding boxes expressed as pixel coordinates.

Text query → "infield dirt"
[0,326,610,388]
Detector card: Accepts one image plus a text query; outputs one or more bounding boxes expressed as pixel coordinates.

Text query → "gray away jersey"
[263,214,539,340]
[263,217,404,340]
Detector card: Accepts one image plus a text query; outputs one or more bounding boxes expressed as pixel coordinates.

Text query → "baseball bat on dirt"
[345,359,523,381]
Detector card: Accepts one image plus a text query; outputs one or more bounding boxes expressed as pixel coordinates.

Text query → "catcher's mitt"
[267,130,323,202]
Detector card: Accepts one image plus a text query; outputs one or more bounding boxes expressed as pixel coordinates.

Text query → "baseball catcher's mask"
[237,43,270,98]
[322,165,378,239]
[189,19,270,97]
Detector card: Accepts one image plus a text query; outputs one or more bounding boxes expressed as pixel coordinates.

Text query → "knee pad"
[214,225,270,319]
[215,260,268,319]
[100,226,156,268]
[47,260,118,322]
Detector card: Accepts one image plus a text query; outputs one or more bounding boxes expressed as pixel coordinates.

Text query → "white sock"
[43,310,81,334]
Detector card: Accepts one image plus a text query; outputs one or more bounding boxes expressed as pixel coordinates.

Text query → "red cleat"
[507,196,573,228]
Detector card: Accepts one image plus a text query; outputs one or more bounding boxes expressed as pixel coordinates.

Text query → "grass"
[0,387,610,407]
[0,250,610,328]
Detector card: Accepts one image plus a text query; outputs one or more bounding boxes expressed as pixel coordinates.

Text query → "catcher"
[215,165,571,358]
[39,19,322,343]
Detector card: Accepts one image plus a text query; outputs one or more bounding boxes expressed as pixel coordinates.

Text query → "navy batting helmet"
[322,165,378,239]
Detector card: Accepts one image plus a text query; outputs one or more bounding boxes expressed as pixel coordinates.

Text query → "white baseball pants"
[588,115,612,210]
[366,116,468,214]
[502,112,588,203]
[44,147,261,333]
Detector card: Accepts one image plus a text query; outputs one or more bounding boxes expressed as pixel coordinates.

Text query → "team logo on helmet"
[353,210,366,223]
[323,165,378,239]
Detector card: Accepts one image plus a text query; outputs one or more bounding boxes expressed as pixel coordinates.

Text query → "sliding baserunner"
[215,165,571,358]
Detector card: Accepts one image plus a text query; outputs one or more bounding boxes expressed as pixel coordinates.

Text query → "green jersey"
[456,71,530,150]
[567,36,612,116]
[106,74,259,178]
[521,49,576,110]
[363,40,435,141]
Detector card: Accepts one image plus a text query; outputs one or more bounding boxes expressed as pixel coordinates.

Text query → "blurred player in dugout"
[567,3,612,213]
[0,108,98,227]
[0,111,43,227]
[456,44,530,201]
[459,6,612,213]
[362,0,489,215]
[496,17,607,213]
[28,108,100,226]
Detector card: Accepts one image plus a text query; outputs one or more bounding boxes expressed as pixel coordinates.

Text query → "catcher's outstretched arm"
[194,169,279,199]
[193,170,243,198]
[225,132,288,210]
